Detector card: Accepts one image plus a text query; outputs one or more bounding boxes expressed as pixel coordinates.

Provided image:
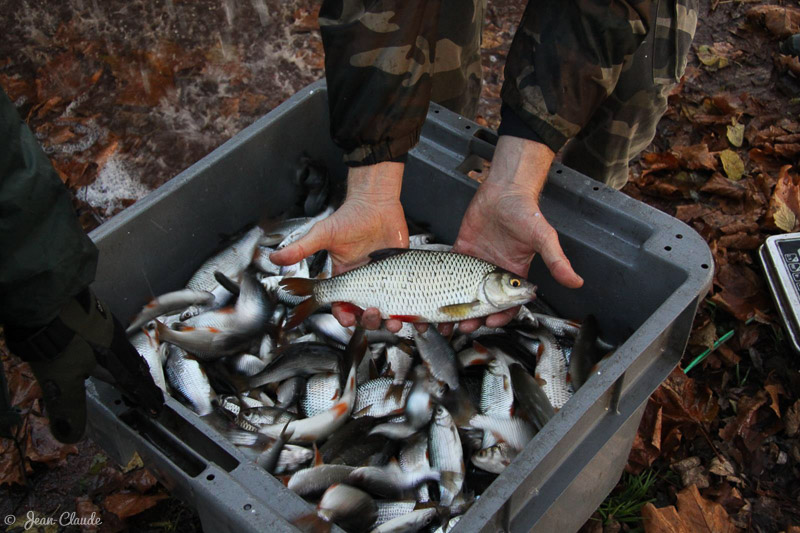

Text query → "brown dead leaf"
[776,54,800,77]
[700,172,746,199]
[293,6,320,32]
[711,263,770,321]
[765,165,800,232]
[25,413,78,466]
[642,502,688,533]
[764,383,784,418]
[52,158,91,187]
[717,233,761,250]
[126,468,158,493]
[627,398,663,473]
[0,73,34,102]
[746,6,800,38]
[786,399,800,437]
[643,485,738,533]
[674,203,712,223]
[35,51,102,103]
[774,143,800,160]
[690,321,717,350]
[4,359,41,408]
[642,151,682,172]
[673,144,718,171]
[0,435,30,486]
[102,490,167,520]
[720,390,782,451]
[75,497,102,532]
[482,24,505,49]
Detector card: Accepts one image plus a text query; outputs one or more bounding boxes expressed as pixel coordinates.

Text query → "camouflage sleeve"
[501,0,655,152]
[319,0,441,167]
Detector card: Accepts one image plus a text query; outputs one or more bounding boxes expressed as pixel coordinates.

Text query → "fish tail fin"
[153,320,169,344]
[383,382,406,404]
[280,277,316,296]
[284,296,321,330]
[292,514,331,533]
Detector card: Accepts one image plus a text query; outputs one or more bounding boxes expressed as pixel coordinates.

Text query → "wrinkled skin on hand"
[451,181,583,334]
[447,136,583,335]
[270,162,410,332]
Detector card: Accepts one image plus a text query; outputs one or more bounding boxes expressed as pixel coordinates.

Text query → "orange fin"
[313,442,324,466]
[439,301,480,319]
[292,513,331,533]
[383,383,406,404]
[280,277,316,297]
[334,302,363,316]
[389,315,421,323]
[284,297,321,330]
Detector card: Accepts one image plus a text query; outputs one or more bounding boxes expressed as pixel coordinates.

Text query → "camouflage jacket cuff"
[497,103,549,148]
[342,128,420,167]
[499,88,569,153]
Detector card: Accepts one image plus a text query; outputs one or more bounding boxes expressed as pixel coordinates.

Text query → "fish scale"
[314,251,501,322]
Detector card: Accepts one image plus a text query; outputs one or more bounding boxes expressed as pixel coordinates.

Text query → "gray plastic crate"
[85,80,712,532]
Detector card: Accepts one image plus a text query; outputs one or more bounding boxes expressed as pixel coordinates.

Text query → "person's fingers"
[332,303,356,328]
[438,322,454,336]
[269,222,329,266]
[360,307,382,330]
[535,221,584,289]
[457,318,482,334]
[414,323,428,333]
[385,319,403,333]
[485,307,518,328]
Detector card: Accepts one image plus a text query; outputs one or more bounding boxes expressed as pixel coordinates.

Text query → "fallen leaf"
[717,233,761,250]
[774,143,800,159]
[746,6,800,38]
[690,321,717,350]
[627,398,663,473]
[766,165,800,232]
[699,172,746,199]
[720,390,782,451]
[126,468,158,493]
[709,456,736,477]
[710,263,771,321]
[292,6,320,32]
[696,42,741,71]
[773,198,797,232]
[102,490,167,520]
[786,400,800,437]
[719,150,745,181]
[673,144,718,171]
[75,497,102,532]
[727,121,745,147]
[642,502,688,533]
[643,485,738,533]
[25,413,78,466]
[764,383,784,418]
[122,451,144,473]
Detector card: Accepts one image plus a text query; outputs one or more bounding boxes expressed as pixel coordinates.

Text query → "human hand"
[270,161,410,332]
[5,289,165,443]
[449,136,583,334]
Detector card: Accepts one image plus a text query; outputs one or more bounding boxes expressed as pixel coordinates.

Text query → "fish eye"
[509,278,521,288]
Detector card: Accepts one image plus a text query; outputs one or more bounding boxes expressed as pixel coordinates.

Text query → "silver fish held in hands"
[280,248,537,329]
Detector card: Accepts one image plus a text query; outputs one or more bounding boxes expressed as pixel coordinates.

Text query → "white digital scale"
[759,233,800,354]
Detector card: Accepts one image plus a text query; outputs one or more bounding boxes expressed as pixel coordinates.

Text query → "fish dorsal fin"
[313,442,324,466]
[368,359,379,380]
[368,248,410,262]
[439,301,481,319]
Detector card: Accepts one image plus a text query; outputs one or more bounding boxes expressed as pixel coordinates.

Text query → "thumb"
[269,222,329,266]
[537,223,584,289]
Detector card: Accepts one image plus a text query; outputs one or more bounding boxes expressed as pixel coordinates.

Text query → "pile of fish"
[126,175,611,532]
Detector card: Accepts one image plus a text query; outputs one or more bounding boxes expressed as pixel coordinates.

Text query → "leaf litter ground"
[1,0,800,531]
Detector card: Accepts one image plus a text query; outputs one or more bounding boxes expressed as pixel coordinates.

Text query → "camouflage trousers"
[432,0,698,189]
